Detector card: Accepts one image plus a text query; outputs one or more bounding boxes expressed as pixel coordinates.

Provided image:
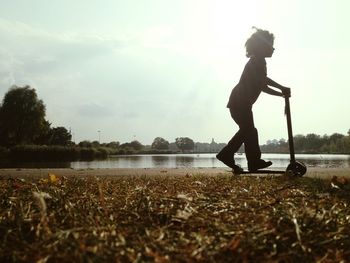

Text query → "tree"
[79,140,92,148]
[106,141,120,149]
[130,140,143,151]
[0,85,47,146]
[91,141,100,148]
[48,127,72,146]
[119,140,143,151]
[175,137,194,152]
[329,133,344,143]
[33,120,52,145]
[151,137,170,150]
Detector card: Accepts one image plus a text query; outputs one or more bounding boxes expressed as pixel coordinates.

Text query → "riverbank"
[1,169,349,261]
[0,167,349,179]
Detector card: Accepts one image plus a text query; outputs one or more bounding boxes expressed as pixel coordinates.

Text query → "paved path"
[0,167,349,180]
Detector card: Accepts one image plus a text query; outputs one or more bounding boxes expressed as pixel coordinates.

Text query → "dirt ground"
[1,166,350,261]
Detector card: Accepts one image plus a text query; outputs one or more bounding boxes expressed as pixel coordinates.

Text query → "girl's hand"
[282,87,291,97]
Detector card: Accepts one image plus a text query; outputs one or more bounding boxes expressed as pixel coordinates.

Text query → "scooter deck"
[232,170,286,175]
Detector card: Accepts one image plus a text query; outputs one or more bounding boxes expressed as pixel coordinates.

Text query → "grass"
[0,172,350,262]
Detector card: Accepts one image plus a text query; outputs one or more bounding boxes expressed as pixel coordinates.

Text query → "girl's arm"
[266,77,291,97]
[267,77,288,91]
[262,86,284,97]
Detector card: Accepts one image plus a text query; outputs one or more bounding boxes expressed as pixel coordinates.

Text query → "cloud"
[77,103,115,118]
[0,18,127,75]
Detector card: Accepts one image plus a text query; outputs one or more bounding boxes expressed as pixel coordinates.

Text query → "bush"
[0,146,9,158]
[96,147,108,159]
[80,147,97,160]
[9,145,80,162]
[97,147,114,156]
[77,147,108,161]
[6,144,144,162]
[116,147,135,155]
[8,145,111,162]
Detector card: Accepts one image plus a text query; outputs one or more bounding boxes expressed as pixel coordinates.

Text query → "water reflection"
[152,156,170,167]
[260,154,350,169]
[0,153,349,169]
[175,156,195,167]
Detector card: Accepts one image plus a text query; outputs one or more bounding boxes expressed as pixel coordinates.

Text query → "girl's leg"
[238,108,272,171]
[243,127,261,162]
[217,106,248,159]
[218,129,244,157]
[216,107,245,170]
[234,108,261,163]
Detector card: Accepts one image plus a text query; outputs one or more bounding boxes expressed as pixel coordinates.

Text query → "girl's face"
[265,44,275,57]
[255,40,274,58]
[263,40,275,57]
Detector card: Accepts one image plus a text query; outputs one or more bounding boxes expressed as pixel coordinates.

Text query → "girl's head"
[245,28,275,58]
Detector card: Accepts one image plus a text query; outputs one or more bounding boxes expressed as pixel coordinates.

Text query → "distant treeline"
[1,133,349,163]
[261,132,350,154]
[0,144,175,162]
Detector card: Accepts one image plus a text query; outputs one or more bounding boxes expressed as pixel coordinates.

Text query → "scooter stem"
[285,96,296,164]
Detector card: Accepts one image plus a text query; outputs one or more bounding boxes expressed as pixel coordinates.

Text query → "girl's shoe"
[216,153,243,174]
[216,153,235,168]
[248,159,272,172]
[232,164,243,174]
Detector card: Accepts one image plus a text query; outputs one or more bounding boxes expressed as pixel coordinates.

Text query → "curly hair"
[245,27,275,58]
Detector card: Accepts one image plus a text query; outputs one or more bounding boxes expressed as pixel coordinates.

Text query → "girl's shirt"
[227,57,267,108]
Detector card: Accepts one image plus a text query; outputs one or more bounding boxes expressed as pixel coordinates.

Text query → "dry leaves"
[0,173,349,262]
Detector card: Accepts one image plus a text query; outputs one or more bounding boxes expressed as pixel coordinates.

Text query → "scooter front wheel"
[286,161,307,177]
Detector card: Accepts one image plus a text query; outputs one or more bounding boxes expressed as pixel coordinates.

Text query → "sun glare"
[183,1,259,65]
[213,1,258,43]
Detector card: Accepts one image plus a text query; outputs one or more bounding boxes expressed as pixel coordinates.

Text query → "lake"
[1,153,349,169]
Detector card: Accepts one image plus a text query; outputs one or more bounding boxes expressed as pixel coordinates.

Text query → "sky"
[0,0,349,145]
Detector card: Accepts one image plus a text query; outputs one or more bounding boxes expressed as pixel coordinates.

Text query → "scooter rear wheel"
[286,161,307,177]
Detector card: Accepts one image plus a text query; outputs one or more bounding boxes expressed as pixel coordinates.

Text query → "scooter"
[234,93,307,176]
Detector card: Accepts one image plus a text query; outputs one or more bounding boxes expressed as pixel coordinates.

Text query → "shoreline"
[0,167,349,179]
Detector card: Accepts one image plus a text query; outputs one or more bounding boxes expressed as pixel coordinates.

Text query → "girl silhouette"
[217,28,290,172]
